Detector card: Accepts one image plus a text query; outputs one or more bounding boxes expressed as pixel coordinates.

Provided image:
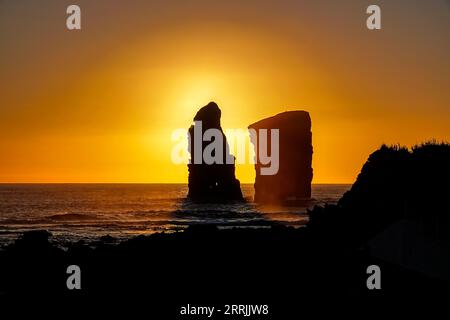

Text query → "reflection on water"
[0,183,350,245]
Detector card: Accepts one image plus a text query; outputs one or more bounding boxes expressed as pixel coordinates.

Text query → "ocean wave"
[0,184,349,245]
[46,213,100,221]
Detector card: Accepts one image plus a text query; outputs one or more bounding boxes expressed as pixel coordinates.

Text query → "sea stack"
[187,102,243,201]
[249,111,313,203]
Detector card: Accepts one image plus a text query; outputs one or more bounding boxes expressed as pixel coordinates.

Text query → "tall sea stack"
[187,102,243,201]
[249,111,313,203]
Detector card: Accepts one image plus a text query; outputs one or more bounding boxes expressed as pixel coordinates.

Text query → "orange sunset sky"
[1,0,449,183]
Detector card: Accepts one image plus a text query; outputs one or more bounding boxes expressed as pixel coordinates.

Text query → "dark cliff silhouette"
[249,111,313,203]
[308,142,450,243]
[307,142,450,281]
[187,102,243,201]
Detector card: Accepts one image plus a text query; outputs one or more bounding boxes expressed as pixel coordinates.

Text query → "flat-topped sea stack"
[249,111,313,203]
[187,102,243,202]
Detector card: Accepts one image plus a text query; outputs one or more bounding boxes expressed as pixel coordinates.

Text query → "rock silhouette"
[307,142,450,281]
[249,111,313,203]
[309,142,450,243]
[187,102,243,201]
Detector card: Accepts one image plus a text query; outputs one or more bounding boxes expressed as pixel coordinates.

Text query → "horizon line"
[0,182,353,185]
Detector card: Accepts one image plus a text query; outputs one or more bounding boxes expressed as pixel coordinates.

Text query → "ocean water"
[0,184,350,246]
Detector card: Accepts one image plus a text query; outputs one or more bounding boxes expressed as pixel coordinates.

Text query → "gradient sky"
[1,0,449,183]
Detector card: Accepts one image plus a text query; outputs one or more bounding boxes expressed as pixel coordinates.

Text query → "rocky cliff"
[249,111,313,203]
[187,102,243,201]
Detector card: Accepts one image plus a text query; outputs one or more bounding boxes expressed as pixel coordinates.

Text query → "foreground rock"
[249,111,313,203]
[1,224,447,310]
[187,102,243,201]
[308,142,450,281]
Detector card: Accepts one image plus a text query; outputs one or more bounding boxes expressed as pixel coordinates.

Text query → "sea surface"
[0,184,350,246]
